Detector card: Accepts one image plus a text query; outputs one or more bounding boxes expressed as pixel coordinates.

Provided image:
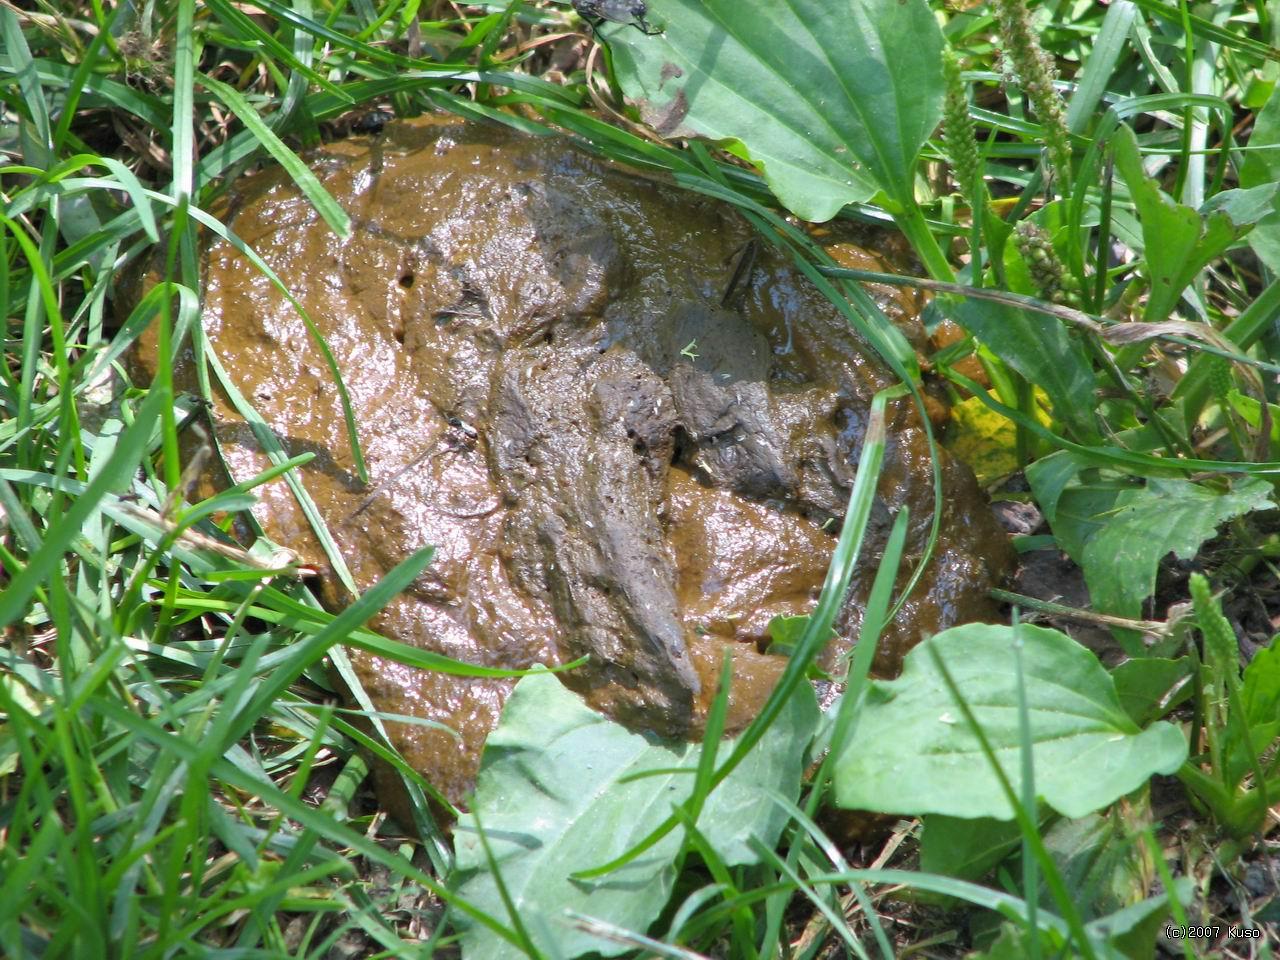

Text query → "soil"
[135,115,1014,806]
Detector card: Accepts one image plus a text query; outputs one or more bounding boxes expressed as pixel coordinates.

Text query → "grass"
[2,0,1279,957]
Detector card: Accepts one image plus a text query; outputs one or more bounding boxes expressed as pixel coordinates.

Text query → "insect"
[350,108,394,135]
[571,0,663,36]
[446,415,480,451]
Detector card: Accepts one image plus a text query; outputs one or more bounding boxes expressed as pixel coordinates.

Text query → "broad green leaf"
[1240,82,1280,274]
[1200,184,1279,228]
[1243,636,1280,733]
[1226,637,1280,788]
[1111,658,1194,725]
[950,299,1100,443]
[1036,811,1153,923]
[451,671,817,960]
[992,810,1166,959]
[975,876,1191,960]
[1042,478,1129,562]
[1113,125,1262,322]
[1029,463,1274,650]
[766,614,809,646]
[765,613,833,656]
[1023,449,1090,527]
[970,924,1062,960]
[1087,879,1195,957]
[832,624,1187,820]
[605,0,944,220]
[1079,477,1274,624]
[920,814,1021,882]
[1226,387,1280,443]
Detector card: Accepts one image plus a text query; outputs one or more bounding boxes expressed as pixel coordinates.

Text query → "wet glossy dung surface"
[166,117,1011,805]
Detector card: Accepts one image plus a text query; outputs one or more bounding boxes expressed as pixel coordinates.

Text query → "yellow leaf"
[947,391,1051,484]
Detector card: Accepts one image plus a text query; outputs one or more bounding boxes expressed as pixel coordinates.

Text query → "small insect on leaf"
[571,0,663,35]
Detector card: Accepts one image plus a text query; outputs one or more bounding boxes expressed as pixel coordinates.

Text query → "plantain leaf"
[604,0,944,221]
[946,395,1022,485]
[1227,637,1280,789]
[949,299,1101,443]
[1037,812,1154,922]
[451,670,817,959]
[832,624,1187,820]
[1243,637,1280,733]
[1027,459,1274,652]
[1240,82,1280,274]
[1113,125,1270,322]
[920,814,1021,882]
[1111,657,1194,725]
[1074,476,1271,625]
[1226,388,1280,444]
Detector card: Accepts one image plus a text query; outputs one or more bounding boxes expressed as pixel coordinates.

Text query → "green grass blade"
[758,791,889,960]
[51,7,120,154]
[277,0,319,134]
[1066,1,1139,133]
[202,0,352,101]
[0,384,169,629]
[1128,0,1278,60]
[172,0,196,201]
[198,73,350,237]
[204,346,360,588]
[468,808,546,960]
[95,158,160,242]
[0,7,52,168]
[747,836,870,960]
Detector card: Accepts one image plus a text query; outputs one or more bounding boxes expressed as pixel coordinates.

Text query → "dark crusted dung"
[140,116,1012,807]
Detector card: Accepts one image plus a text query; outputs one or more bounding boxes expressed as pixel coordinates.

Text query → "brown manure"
[131,116,1012,806]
